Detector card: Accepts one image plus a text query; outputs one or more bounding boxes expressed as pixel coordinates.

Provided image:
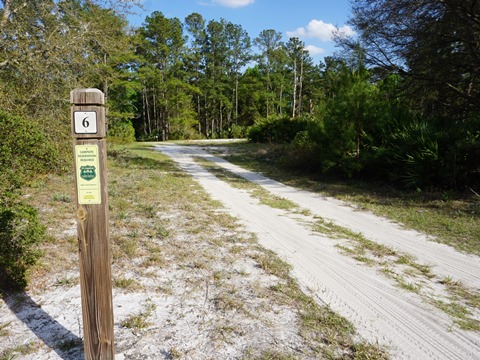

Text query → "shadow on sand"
[2,291,84,359]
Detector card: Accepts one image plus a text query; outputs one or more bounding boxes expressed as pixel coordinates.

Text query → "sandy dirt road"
[156,143,480,360]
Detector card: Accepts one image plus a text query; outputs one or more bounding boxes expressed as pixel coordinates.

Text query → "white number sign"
[74,111,97,134]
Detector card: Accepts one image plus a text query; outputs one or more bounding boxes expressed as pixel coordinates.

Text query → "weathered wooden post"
[71,88,114,359]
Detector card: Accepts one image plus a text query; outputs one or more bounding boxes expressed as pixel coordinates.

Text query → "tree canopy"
[346,0,480,118]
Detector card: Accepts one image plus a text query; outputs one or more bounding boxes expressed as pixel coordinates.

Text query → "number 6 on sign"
[74,111,97,134]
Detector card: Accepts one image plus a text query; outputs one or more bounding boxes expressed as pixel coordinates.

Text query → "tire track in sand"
[156,144,480,360]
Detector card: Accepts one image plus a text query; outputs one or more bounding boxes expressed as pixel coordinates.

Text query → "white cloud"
[287,19,356,42]
[305,45,325,56]
[211,0,254,8]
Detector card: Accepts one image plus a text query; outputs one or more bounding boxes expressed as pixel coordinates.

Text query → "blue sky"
[128,0,354,64]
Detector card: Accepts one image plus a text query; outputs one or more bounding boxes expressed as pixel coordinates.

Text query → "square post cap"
[71,88,104,106]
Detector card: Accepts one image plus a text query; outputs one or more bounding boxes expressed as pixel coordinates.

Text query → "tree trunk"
[266,70,270,118]
[142,88,147,135]
[235,72,239,125]
[144,88,152,135]
[355,100,361,160]
[204,93,209,137]
[279,84,283,117]
[163,92,168,141]
[292,58,297,118]
[153,89,158,136]
[219,100,223,135]
[197,95,202,133]
[298,55,304,116]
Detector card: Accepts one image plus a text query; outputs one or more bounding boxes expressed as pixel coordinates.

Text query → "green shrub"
[107,111,136,144]
[0,110,60,290]
[169,119,204,140]
[281,130,321,172]
[0,110,60,196]
[228,124,247,139]
[0,200,45,290]
[247,116,309,143]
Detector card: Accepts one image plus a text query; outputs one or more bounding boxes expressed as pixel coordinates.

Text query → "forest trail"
[156,143,480,360]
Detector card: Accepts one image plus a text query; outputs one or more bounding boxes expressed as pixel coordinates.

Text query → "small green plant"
[121,298,156,332]
[141,204,156,218]
[121,312,150,330]
[117,236,138,258]
[54,276,78,287]
[143,252,165,268]
[0,200,45,290]
[250,251,292,278]
[433,300,480,331]
[52,193,72,203]
[0,322,12,337]
[169,347,181,359]
[113,276,139,290]
[154,224,170,238]
[213,291,244,313]
[396,277,421,293]
[118,211,128,220]
[0,341,38,359]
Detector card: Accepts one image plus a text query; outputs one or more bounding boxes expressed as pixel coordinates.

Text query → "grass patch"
[396,277,422,293]
[433,300,480,331]
[443,279,480,308]
[120,298,156,332]
[433,278,480,331]
[54,275,78,287]
[0,322,11,337]
[269,279,388,359]
[0,342,38,360]
[250,250,292,279]
[113,276,140,290]
[194,156,298,211]
[313,217,397,259]
[213,286,245,313]
[52,193,72,203]
[242,349,298,359]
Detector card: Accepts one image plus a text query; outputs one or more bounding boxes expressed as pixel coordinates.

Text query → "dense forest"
[1,0,479,287]
[2,0,480,188]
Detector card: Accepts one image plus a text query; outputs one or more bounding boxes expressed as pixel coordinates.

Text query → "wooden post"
[71,89,114,359]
